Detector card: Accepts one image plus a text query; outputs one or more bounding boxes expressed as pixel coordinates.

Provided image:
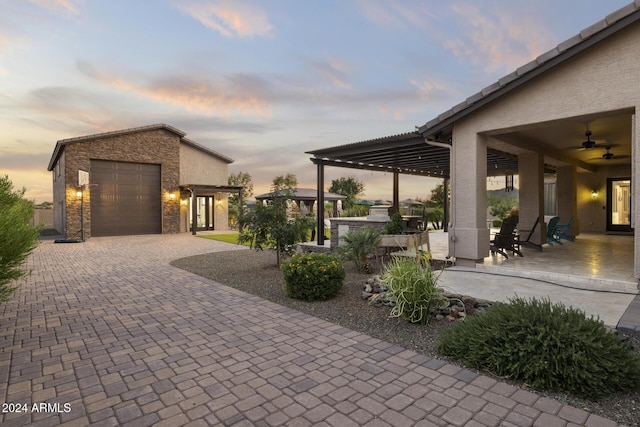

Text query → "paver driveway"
[0,235,623,426]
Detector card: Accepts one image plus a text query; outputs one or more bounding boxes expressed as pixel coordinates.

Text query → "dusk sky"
[0,0,631,203]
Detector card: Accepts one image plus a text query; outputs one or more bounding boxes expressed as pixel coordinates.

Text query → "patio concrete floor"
[428,230,639,330]
[0,234,630,426]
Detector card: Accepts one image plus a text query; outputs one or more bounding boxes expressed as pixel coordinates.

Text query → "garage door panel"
[90,160,161,236]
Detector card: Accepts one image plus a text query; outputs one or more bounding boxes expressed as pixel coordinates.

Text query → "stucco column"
[556,165,578,236]
[632,113,639,280]
[518,152,545,246]
[450,131,489,267]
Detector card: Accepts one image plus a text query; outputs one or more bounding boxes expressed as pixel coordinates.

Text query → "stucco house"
[47,124,241,239]
[309,2,639,280]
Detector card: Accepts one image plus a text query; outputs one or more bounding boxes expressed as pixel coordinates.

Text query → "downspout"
[423,137,455,260]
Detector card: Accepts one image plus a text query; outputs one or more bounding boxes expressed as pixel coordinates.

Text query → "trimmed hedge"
[281,253,345,301]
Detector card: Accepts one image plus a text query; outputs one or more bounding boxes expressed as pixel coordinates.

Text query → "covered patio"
[308,2,639,288]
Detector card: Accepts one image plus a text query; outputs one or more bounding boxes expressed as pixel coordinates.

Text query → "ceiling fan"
[580,130,597,149]
[588,145,630,161]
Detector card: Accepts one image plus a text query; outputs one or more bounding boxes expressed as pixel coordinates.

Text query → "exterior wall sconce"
[591,190,598,199]
[180,199,187,206]
[169,193,176,200]
[76,190,83,198]
[217,199,223,206]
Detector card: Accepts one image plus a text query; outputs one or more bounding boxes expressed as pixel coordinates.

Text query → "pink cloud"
[356,0,435,29]
[28,0,81,14]
[444,3,553,74]
[311,57,352,90]
[77,61,271,117]
[175,0,273,38]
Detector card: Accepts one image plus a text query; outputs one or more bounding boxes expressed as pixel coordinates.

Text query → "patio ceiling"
[306,132,519,179]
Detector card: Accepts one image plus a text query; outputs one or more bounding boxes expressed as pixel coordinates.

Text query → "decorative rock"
[362,291,373,300]
[364,284,373,293]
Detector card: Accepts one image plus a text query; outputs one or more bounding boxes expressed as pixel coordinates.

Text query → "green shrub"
[383,212,404,234]
[336,226,381,273]
[0,175,41,302]
[492,219,502,228]
[379,257,445,325]
[437,296,640,399]
[282,253,345,301]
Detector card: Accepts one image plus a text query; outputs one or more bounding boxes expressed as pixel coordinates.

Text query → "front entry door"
[196,196,214,230]
[607,178,632,233]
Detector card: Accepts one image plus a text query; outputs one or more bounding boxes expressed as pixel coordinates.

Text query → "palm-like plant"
[337,226,382,273]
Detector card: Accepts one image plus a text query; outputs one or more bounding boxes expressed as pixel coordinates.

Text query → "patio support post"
[556,165,578,236]
[450,130,489,266]
[316,161,325,246]
[633,113,640,280]
[519,152,545,246]
[392,171,399,215]
[191,188,198,235]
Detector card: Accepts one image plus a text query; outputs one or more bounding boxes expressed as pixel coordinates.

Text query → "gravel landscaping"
[171,248,640,426]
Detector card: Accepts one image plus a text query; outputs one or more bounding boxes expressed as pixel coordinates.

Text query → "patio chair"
[490,215,522,258]
[518,216,542,251]
[546,216,562,245]
[554,217,575,242]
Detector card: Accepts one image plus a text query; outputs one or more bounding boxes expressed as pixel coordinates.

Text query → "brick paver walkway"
[0,235,624,426]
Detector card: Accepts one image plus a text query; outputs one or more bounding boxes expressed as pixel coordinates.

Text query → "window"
[544,182,557,216]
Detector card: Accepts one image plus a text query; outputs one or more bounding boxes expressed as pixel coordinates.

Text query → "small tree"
[488,194,518,220]
[329,177,365,210]
[238,174,313,267]
[228,171,254,228]
[424,207,444,230]
[426,183,446,208]
[0,175,41,302]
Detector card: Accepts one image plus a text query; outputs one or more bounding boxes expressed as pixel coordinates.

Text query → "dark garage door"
[90,160,162,236]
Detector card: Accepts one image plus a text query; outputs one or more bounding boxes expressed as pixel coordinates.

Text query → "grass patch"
[198,233,250,246]
[199,230,326,247]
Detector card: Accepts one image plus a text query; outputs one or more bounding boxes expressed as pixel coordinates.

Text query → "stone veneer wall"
[329,218,388,249]
[62,128,181,238]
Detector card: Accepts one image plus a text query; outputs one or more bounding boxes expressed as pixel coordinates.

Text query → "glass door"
[196,196,213,230]
[607,178,632,233]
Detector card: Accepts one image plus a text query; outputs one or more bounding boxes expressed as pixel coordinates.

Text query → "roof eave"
[181,138,235,164]
[47,142,64,171]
